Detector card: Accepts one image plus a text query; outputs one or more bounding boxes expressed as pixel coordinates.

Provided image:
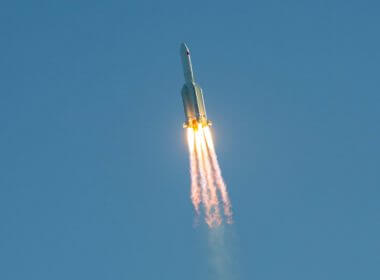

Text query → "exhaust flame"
[186,125,233,227]
[187,129,201,215]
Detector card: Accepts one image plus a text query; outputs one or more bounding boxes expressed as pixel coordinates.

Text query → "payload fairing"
[180,43,212,129]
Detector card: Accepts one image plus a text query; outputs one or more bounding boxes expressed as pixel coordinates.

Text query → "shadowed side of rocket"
[180,43,212,129]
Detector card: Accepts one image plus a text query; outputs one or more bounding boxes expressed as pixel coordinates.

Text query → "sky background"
[1,0,379,279]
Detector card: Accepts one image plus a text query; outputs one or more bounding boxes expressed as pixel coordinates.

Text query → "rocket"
[180,43,212,129]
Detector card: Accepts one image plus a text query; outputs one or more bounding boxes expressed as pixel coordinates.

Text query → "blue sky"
[1,0,379,279]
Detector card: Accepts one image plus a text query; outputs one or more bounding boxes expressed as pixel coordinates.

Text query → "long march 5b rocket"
[180,43,212,129]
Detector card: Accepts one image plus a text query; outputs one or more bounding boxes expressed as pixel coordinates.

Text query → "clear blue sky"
[1,0,379,279]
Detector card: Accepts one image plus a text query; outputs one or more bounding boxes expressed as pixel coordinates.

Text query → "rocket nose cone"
[180,43,190,56]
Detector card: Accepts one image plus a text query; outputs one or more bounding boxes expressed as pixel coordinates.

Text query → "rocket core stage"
[180,43,212,129]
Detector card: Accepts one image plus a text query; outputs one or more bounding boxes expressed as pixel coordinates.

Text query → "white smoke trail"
[207,225,239,280]
[186,126,238,279]
[199,128,222,227]
[204,127,233,223]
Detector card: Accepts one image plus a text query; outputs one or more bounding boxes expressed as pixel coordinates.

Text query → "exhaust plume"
[186,125,233,227]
